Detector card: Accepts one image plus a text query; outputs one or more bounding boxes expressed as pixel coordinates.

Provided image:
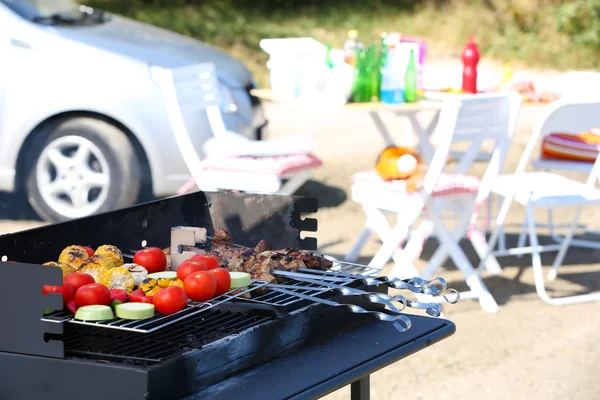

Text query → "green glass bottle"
[352,48,371,103]
[404,49,418,103]
[376,32,388,102]
[325,44,334,71]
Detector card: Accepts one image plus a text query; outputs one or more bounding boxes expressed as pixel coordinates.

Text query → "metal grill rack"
[41,281,270,333]
[48,308,273,365]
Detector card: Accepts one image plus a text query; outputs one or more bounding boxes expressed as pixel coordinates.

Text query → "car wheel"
[26,117,141,222]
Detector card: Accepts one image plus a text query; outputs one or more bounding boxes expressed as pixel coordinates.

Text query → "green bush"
[555,0,600,48]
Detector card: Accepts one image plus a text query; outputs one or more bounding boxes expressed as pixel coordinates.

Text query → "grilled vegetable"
[115,303,155,320]
[157,278,172,288]
[147,271,177,280]
[66,300,78,314]
[43,261,76,279]
[75,283,111,307]
[129,289,153,304]
[95,245,124,267]
[58,245,89,269]
[229,272,251,289]
[74,305,114,321]
[121,263,148,286]
[78,259,108,283]
[139,278,162,296]
[87,254,120,270]
[101,267,135,293]
[133,247,167,274]
[170,279,184,289]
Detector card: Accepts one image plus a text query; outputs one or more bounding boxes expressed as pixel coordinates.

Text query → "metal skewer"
[272,272,443,317]
[268,286,411,331]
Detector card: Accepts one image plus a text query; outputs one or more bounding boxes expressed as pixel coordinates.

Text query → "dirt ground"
[1,67,599,399]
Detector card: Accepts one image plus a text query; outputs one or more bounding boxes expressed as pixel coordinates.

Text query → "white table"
[251,89,442,162]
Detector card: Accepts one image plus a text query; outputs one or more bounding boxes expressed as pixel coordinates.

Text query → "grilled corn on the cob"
[101,267,135,293]
[43,261,76,278]
[58,245,89,269]
[78,258,108,283]
[95,245,124,267]
[88,254,120,270]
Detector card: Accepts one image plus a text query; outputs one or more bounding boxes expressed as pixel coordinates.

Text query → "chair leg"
[516,216,528,258]
[368,212,414,270]
[346,225,373,263]
[346,205,393,263]
[427,210,499,312]
[526,205,600,306]
[547,207,582,281]
[278,170,312,196]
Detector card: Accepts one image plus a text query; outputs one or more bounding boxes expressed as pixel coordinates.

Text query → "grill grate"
[49,309,272,365]
[42,282,270,333]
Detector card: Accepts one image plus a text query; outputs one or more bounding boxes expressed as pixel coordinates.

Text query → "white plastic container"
[260,37,353,104]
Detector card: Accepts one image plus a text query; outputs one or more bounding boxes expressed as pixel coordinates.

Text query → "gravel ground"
[1,65,599,400]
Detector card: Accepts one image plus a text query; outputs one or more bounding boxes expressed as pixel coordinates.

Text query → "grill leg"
[350,376,370,400]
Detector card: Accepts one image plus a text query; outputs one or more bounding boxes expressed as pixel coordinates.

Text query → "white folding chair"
[509,99,600,261]
[151,63,321,195]
[480,98,600,306]
[347,92,523,312]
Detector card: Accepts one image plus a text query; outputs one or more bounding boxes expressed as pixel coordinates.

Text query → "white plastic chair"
[346,92,523,312]
[509,98,600,257]
[479,98,600,306]
[151,63,321,196]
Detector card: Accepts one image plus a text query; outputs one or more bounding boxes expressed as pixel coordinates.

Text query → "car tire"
[26,117,141,222]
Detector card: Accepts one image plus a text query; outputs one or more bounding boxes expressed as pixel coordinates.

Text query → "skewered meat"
[207,229,332,284]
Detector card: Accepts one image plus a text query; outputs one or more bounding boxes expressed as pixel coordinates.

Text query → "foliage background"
[85,0,600,86]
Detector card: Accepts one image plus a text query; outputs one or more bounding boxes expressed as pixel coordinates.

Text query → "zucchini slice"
[74,305,114,321]
[229,272,251,289]
[115,302,155,320]
[147,271,177,280]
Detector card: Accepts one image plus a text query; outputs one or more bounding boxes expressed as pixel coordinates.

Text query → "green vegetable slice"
[229,271,251,289]
[74,305,114,321]
[147,271,177,280]
[115,302,155,320]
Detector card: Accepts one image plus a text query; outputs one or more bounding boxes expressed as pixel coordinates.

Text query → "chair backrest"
[516,98,600,186]
[152,62,225,190]
[422,91,523,204]
[554,71,600,101]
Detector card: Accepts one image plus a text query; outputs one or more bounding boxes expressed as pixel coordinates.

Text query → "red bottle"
[461,37,480,94]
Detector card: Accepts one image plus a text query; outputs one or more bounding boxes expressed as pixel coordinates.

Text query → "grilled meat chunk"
[208,231,332,286]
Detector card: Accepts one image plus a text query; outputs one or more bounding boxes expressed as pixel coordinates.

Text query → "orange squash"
[375,146,423,181]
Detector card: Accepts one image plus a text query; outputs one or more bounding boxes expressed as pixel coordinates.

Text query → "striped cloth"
[201,153,322,176]
[541,128,600,162]
[352,170,481,197]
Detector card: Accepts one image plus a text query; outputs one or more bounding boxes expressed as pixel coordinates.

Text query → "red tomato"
[176,260,207,281]
[80,246,95,257]
[153,286,187,315]
[184,271,217,302]
[133,247,167,274]
[75,283,111,307]
[208,268,232,296]
[65,273,95,293]
[42,282,75,306]
[190,254,220,270]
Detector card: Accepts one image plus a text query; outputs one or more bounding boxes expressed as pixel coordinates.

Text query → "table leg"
[350,376,370,400]
[368,111,395,146]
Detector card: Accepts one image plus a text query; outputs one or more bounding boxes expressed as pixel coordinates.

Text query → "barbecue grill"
[0,190,456,400]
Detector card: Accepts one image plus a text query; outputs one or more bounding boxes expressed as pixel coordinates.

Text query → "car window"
[1,0,108,25]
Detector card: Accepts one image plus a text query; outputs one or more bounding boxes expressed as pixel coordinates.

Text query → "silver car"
[0,0,268,221]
